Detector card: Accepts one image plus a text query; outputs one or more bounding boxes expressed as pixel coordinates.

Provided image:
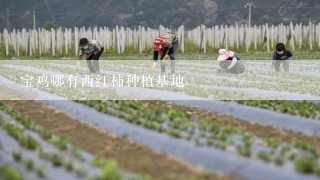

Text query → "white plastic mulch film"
[0,59,319,101]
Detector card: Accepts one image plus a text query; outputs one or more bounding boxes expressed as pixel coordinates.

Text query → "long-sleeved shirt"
[161,32,178,49]
[153,32,178,60]
[79,40,104,59]
[272,49,293,60]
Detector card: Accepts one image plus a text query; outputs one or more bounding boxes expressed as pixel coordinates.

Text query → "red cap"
[154,37,165,51]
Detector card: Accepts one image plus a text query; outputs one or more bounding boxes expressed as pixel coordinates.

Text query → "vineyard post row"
[1,22,320,57]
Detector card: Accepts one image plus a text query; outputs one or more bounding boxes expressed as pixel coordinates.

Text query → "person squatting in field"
[272,43,293,72]
[217,49,245,74]
[152,32,179,74]
[76,38,104,73]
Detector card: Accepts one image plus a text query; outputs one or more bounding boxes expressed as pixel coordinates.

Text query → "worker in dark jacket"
[272,43,293,72]
[217,49,245,74]
[152,32,179,74]
[76,38,104,73]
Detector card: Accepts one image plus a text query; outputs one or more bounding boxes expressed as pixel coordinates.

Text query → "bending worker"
[152,32,179,74]
[76,38,104,73]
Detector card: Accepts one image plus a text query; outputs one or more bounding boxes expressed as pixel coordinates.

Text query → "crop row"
[5,61,319,95]
[0,63,320,170]
[43,60,320,100]
[67,62,320,120]
[109,63,303,87]
[23,62,275,100]
[1,63,320,175]
[4,60,320,101]
[0,101,132,180]
[236,100,320,119]
[27,62,320,120]
[79,100,320,175]
[0,64,264,101]
[1,63,319,121]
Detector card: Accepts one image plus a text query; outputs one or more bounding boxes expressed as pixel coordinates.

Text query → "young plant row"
[0,102,130,180]
[1,63,319,126]
[0,64,258,103]
[237,100,320,119]
[78,100,320,175]
[0,68,127,101]
[0,163,22,180]
[99,60,320,96]
[15,60,319,99]
[0,63,320,174]
[37,60,318,103]
[38,62,267,100]
[39,62,320,119]
[0,60,308,102]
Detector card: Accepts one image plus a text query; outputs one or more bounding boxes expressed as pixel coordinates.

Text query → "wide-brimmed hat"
[217,49,235,61]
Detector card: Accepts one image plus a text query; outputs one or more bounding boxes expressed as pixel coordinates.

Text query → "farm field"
[1,52,320,179]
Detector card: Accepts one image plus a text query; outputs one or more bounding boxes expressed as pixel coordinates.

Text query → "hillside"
[0,0,319,30]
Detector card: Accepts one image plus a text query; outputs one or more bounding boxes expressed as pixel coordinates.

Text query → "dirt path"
[3,100,225,180]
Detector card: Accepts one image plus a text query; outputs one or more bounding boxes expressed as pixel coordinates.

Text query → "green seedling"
[12,150,22,161]
[237,145,251,157]
[75,165,86,177]
[315,167,320,176]
[0,165,22,180]
[65,159,74,171]
[194,137,201,145]
[217,141,227,150]
[51,154,63,166]
[38,128,52,140]
[19,135,38,150]
[274,156,284,166]
[207,140,215,146]
[229,138,235,144]
[24,159,34,171]
[99,160,122,180]
[71,146,81,158]
[217,131,228,141]
[37,148,51,160]
[279,145,290,156]
[286,151,297,160]
[256,151,271,162]
[267,138,281,148]
[200,131,206,138]
[91,155,108,167]
[242,133,252,146]
[295,153,316,174]
[37,164,47,178]
[56,137,68,151]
